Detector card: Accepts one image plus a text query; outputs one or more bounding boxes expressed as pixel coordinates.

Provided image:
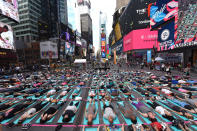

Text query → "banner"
[158,20,175,51]
[147,50,152,63]
[40,41,58,59]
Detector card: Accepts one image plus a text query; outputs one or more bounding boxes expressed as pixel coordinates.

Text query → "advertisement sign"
[40,41,58,59]
[102,52,106,58]
[119,0,156,36]
[147,50,152,63]
[150,0,178,29]
[101,41,105,46]
[0,22,14,50]
[123,28,157,52]
[114,22,122,41]
[0,0,19,22]
[158,20,175,51]
[101,46,105,52]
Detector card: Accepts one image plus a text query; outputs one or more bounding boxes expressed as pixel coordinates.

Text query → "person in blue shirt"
[171,99,197,114]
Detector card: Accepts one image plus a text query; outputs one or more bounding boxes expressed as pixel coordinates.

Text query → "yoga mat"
[57,101,80,123]
[144,100,170,122]
[167,99,197,119]
[36,101,63,124]
[1,101,36,124]
[100,101,120,125]
[129,101,151,124]
[83,102,99,125]
[13,102,50,124]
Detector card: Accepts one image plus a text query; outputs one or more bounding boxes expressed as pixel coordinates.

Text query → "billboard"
[119,0,156,36]
[150,0,178,29]
[0,0,19,22]
[123,28,157,52]
[158,20,175,51]
[40,41,58,59]
[0,22,14,50]
[114,22,122,41]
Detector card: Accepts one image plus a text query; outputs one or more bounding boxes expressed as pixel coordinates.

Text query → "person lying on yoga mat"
[117,102,137,124]
[176,92,197,108]
[102,99,116,124]
[18,101,48,124]
[135,87,150,97]
[85,99,98,125]
[146,98,176,122]
[62,101,80,123]
[169,98,197,114]
[161,101,194,119]
[129,98,154,118]
[0,100,21,112]
[40,101,65,123]
[0,100,34,122]
[59,89,71,98]
[47,89,56,96]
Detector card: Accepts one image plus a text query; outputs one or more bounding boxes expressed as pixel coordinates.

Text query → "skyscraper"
[116,0,130,10]
[78,0,93,59]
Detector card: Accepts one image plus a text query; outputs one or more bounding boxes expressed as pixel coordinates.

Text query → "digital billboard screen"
[123,28,158,52]
[150,0,178,29]
[119,0,156,36]
[0,22,14,50]
[0,0,19,22]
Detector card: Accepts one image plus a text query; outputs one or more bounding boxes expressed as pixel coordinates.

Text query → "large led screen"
[0,0,19,22]
[123,28,158,52]
[150,0,178,29]
[0,22,14,50]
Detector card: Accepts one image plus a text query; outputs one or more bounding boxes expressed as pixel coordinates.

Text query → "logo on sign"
[161,29,170,41]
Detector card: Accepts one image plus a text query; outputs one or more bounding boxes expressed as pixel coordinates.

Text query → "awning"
[74,59,86,63]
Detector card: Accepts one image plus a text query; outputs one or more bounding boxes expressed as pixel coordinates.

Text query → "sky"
[90,0,116,53]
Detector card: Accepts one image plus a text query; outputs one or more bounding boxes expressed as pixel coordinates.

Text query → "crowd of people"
[0,64,196,131]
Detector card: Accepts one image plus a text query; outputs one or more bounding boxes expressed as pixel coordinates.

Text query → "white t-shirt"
[27,108,36,115]
[66,105,77,112]
[48,89,56,94]
[161,89,172,94]
[103,107,116,120]
[155,106,166,115]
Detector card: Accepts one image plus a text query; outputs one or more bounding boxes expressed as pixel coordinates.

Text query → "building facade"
[116,0,130,10]
[78,0,93,60]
